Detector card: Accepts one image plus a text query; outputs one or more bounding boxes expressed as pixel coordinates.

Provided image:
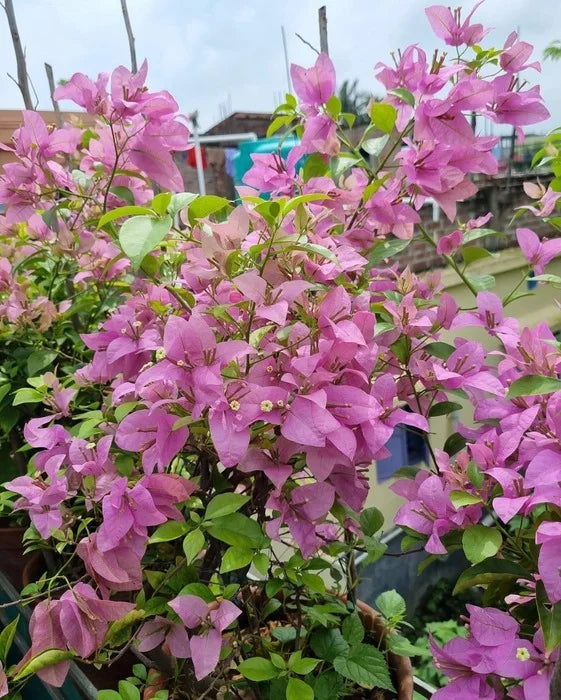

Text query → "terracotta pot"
[21,551,45,589]
[0,520,34,588]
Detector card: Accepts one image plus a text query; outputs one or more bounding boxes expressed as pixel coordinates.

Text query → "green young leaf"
[287,677,314,700]
[207,512,264,548]
[362,536,387,564]
[283,193,331,215]
[205,493,250,520]
[466,273,495,291]
[266,115,293,138]
[253,552,269,576]
[388,87,416,107]
[330,154,361,181]
[220,546,253,573]
[119,214,172,271]
[507,375,561,399]
[462,525,503,564]
[97,692,122,700]
[302,153,328,181]
[359,507,384,537]
[367,238,410,266]
[462,227,502,244]
[178,582,216,603]
[27,350,57,377]
[462,246,497,265]
[187,195,230,225]
[449,490,482,508]
[14,648,74,681]
[369,103,397,134]
[182,528,205,565]
[429,401,462,417]
[168,192,198,217]
[0,614,19,663]
[386,633,432,657]
[118,680,141,700]
[151,192,172,216]
[97,205,155,229]
[115,401,138,422]
[0,383,11,406]
[13,388,44,406]
[310,628,349,662]
[301,572,326,594]
[342,613,364,645]
[375,590,406,621]
[333,644,394,691]
[148,520,190,543]
[362,134,390,157]
[289,656,320,675]
[104,610,145,647]
[237,657,279,681]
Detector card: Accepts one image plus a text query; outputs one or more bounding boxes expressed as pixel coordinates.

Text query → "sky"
[0,0,560,133]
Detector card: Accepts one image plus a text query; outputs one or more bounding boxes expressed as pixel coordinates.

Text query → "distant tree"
[338,79,372,125]
[544,40,561,61]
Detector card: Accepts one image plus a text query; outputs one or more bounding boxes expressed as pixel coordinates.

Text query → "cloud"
[0,0,559,133]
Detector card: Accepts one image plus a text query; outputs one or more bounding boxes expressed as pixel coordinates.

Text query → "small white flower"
[229,400,241,412]
[260,400,274,413]
[155,347,166,361]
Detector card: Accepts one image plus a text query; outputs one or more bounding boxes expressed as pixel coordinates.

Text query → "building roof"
[204,112,273,138]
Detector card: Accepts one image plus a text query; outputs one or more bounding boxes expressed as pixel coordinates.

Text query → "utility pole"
[120,0,138,73]
[318,6,329,55]
[3,0,34,109]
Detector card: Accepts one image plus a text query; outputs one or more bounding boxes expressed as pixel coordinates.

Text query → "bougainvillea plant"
[0,2,560,698]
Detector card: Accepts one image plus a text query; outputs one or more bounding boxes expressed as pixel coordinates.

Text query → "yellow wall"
[367,247,561,524]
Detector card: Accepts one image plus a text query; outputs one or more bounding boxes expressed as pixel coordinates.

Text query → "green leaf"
[253,552,269,576]
[462,246,497,265]
[450,490,482,508]
[97,205,154,229]
[443,432,466,457]
[105,610,145,647]
[14,648,74,681]
[13,388,44,406]
[182,528,205,565]
[273,626,297,643]
[270,652,286,670]
[302,153,328,182]
[187,195,229,225]
[0,615,19,663]
[386,633,432,657]
[388,87,415,107]
[151,192,172,216]
[453,559,530,595]
[375,590,406,620]
[301,572,326,594]
[507,375,561,399]
[237,657,278,681]
[333,644,394,691]
[98,692,122,700]
[284,241,337,263]
[115,401,138,422]
[310,628,349,662]
[467,462,485,489]
[359,507,384,537]
[119,215,172,271]
[207,512,264,548]
[149,520,190,543]
[118,680,141,700]
[313,672,345,700]
[289,656,320,675]
[205,493,250,520]
[109,185,135,206]
[283,193,330,215]
[429,401,462,417]
[370,103,397,134]
[362,536,387,564]
[532,273,561,287]
[466,273,495,291]
[462,525,502,564]
[462,228,502,244]
[342,613,364,645]
[287,678,314,700]
[133,664,147,680]
[367,238,410,266]
[178,583,215,603]
[220,546,253,573]
[27,350,57,377]
[330,154,361,181]
[262,598,282,620]
[168,192,197,216]
[267,115,293,138]
[362,134,389,157]
[0,383,11,405]
[537,581,561,653]
[423,341,455,360]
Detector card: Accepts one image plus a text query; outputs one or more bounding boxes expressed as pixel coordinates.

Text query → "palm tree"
[338,79,372,125]
[544,40,561,61]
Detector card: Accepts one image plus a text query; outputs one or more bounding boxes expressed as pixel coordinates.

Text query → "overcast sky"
[0,1,560,133]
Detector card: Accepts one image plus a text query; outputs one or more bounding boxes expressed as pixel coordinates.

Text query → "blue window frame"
[376,424,427,483]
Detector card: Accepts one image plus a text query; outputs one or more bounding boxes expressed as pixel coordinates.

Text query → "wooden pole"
[44,63,62,127]
[318,6,329,55]
[3,0,33,109]
[120,0,138,73]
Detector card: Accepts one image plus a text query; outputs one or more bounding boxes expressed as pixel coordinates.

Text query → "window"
[376,424,427,483]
